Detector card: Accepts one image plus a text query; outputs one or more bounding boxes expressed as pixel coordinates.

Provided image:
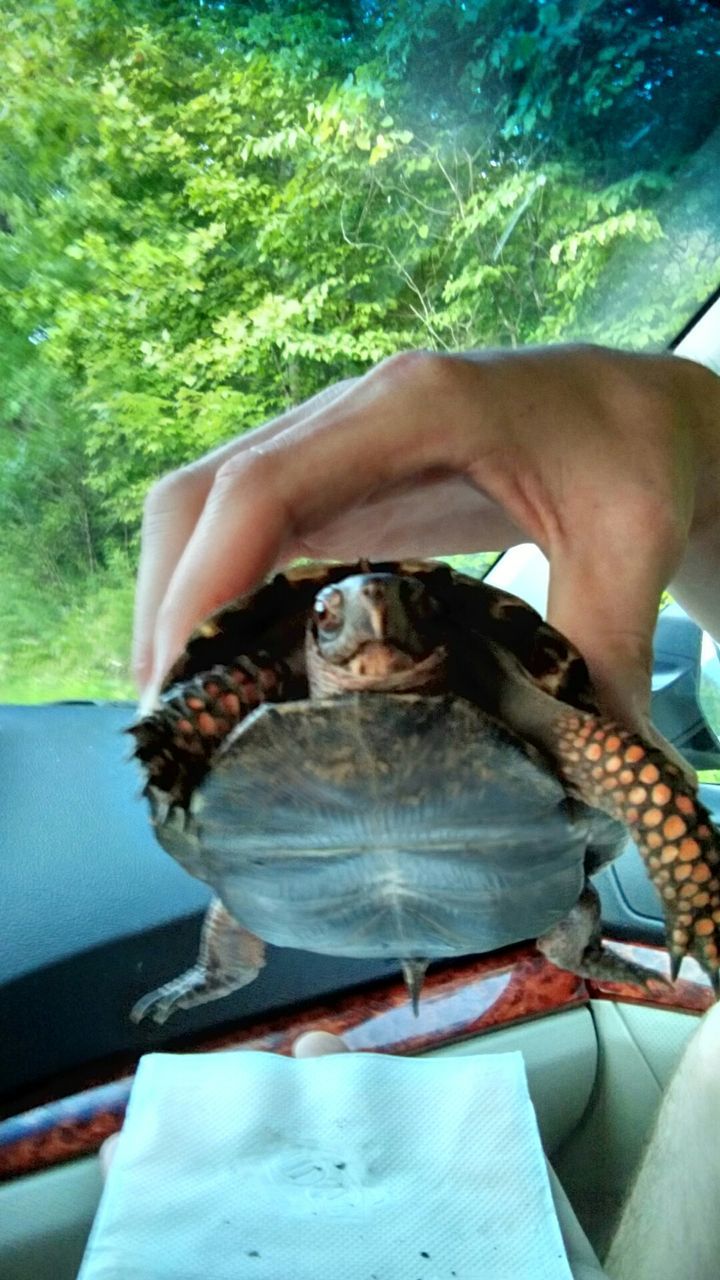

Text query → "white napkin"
[78,1049,573,1280]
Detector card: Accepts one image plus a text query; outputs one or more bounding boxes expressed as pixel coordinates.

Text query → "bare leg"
[604,1000,720,1280]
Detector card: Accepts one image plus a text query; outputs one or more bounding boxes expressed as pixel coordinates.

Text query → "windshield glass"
[1,0,719,702]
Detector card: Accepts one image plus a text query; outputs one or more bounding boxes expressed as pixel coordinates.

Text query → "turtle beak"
[357,577,433,654]
[367,600,389,640]
[360,580,390,641]
[401,957,429,1016]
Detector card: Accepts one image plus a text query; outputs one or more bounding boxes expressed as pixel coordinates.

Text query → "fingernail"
[138,684,161,718]
[292,1031,350,1058]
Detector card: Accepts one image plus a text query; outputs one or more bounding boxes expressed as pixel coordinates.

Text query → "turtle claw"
[663,924,720,998]
[130,963,260,1025]
[576,947,673,994]
[664,867,720,994]
[148,787,172,828]
[130,978,191,1026]
[696,950,720,999]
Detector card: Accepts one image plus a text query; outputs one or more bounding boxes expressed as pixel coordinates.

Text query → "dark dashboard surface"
[2,602,719,1111]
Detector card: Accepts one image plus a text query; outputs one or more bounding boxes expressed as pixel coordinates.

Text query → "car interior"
[1,3,720,1278]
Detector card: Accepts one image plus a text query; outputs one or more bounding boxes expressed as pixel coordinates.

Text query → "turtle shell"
[147,561,625,963]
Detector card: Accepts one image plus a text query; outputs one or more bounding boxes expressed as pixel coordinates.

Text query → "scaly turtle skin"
[130,561,720,1023]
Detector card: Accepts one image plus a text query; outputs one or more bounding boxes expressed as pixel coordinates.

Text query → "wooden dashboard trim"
[0,939,711,1183]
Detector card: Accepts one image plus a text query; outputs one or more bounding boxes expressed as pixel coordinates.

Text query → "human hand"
[133,344,720,735]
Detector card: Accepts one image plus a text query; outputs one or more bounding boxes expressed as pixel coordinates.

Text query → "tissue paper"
[78,1049,573,1280]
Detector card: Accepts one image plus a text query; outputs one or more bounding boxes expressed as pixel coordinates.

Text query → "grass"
[0,566,136,703]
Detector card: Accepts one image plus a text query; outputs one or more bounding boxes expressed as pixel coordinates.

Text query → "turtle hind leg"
[130,899,266,1025]
[537,882,671,992]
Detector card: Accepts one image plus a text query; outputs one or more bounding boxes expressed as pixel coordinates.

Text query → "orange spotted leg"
[554,712,720,995]
[486,640,720,994]
[128,654,292,1024]
[129,654,292,810]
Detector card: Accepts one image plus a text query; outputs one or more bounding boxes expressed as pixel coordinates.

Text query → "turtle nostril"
[361,581,386,603]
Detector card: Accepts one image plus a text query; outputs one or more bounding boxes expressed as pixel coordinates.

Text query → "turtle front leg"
[537,882,671,991]
[553,711,720,994]
[131,898,266,1025]
[488,645,720,994]
[129,654,292,808]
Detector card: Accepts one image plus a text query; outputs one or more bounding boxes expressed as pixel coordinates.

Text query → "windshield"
[1,0,719,702]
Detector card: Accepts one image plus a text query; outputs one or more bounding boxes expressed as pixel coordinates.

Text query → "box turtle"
[130,560,720,1023]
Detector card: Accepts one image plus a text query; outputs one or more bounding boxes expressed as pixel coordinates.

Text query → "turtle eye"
[313,588,343,633]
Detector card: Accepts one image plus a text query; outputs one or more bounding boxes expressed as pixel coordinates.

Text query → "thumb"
[545,486,691,729]
[547,550,657,728]
[547,538,696,782]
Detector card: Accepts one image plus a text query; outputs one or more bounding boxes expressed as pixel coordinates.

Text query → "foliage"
[371,1,720,170]
[0,0,718,700]
[0,551,135,704]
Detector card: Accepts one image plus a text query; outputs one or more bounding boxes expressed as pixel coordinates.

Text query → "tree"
[0,0,718,698]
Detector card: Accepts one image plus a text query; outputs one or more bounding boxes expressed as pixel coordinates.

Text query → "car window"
[1,0,719,702]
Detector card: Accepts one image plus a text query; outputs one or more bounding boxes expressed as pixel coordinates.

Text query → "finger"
[293,472,524,563]
[132,380,358,692]
[671,536,720,646]
[292,1030,350,1057]
[132,469,211,689]
[99,1132,120,1181]
[148,355,497,690]
[549,556,658,724]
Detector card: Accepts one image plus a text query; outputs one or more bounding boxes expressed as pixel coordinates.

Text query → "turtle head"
[306,572,448,696]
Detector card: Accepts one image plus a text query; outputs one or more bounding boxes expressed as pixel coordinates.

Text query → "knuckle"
[681,354,720,400]
[214,446,278,491]
[371,348,449,388]
[143,466,204,517]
